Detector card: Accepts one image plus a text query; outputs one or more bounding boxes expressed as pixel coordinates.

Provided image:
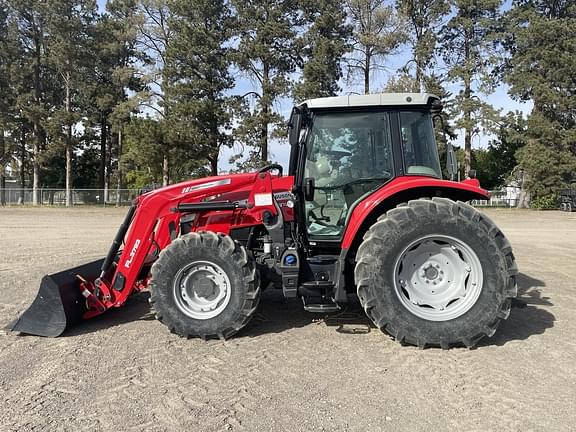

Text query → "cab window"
[400,111,442,178]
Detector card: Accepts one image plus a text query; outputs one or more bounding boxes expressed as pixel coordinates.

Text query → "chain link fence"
[0,188,141,206]
[1,187,521,208]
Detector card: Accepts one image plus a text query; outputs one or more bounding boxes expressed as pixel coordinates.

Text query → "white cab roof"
[301,93,439,109]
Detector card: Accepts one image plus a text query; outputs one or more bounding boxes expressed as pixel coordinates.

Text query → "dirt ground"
[0,206,575,432]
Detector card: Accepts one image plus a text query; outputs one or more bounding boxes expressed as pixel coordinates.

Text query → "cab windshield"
[304,111,394,239]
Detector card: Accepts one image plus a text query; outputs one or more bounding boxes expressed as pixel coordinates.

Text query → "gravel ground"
[0,206,575,432]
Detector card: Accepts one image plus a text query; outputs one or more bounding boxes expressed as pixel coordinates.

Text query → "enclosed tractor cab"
[9,93,518,349]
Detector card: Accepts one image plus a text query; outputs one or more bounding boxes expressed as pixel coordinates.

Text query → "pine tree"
[0,4,16,204]
[86,0,141,202]
[45,0,98,206]
[504,0,576,201]
[136,0,174,185]
[165,0,235,176]
[396,0,449,92]
[293,0,351,100]
[9,0,53,204]
[345,0,406,94]
[439,0,502,176]
[233,0,302,164]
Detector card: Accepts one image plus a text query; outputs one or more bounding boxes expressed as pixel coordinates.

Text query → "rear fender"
[340,176,489,252]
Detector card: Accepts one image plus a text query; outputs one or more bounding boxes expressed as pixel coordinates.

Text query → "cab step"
[302,297,341,313]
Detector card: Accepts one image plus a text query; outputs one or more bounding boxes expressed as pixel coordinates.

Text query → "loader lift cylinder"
[100,204,136,277]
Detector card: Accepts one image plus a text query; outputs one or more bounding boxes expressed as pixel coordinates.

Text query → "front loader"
[8,93,518,348]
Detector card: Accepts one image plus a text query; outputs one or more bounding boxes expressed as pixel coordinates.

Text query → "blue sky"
[96,0,532,171]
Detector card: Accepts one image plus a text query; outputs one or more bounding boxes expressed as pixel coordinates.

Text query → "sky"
[96,0,533,172]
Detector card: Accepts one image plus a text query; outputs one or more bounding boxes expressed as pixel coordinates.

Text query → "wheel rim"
[393,235,483,321]
[172,261,232,320]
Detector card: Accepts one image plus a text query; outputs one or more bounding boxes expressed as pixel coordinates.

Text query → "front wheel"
[355,198,518,349]
[150,231,260,339]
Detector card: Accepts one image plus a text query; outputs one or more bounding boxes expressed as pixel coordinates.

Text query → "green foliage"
[0,0,574,201]
[440,0,502,175]
[396,0,449,91]
[293,0,351,100]
[504,0,576,199]
[165,0,235,175]
[232,0,302,164]
[122,117,167,188]
[530,194,559,210]
[346,0,407,94]
[473,112,527,189]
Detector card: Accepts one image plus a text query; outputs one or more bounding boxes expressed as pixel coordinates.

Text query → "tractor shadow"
[63,289,371,338]
[479,272,555,347]
[238,290,374,338]
[60,272,553,343]
[63,291,155,337]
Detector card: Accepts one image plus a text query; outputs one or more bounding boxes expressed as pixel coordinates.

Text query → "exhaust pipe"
[6,259,104,337]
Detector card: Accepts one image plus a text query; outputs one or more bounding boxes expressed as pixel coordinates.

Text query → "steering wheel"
[258,164,283,176]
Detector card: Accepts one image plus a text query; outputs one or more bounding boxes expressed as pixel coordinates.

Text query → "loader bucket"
[6,259,104,337]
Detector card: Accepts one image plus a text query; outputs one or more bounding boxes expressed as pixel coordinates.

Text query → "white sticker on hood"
[181,178,231,194]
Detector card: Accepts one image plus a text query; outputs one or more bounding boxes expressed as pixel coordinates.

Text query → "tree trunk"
[414,56,422,93]
[463,37,472,177]
[32,25,42,206]
[209,121,219,176]
[0,129,5,206]
[208,155,218,176]
[0,167,5,206]
[517,170,531,208]
[100,117,107,204]
[163,154,169,186]
[65,70,72,207]
[116,129,122,206]
[32,123,42,205]
[464,112,472,177]
[261,62,270,163]
[364,51,371,94]
[20,126,26,204]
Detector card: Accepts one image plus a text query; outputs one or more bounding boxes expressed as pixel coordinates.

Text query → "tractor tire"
[150,231,260,340]
[355,198,517,349]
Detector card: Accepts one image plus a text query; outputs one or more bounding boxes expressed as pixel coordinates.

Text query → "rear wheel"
[150,231,260,339]
[355,198,517,349]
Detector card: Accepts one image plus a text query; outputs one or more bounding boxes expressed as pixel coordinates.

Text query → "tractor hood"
[139,172,258,203]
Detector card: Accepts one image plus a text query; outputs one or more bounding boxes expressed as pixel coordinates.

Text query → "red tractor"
[9,93,518,348]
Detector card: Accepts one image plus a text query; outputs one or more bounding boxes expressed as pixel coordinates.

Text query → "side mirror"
[288,107,302,146]
[304,177,315,201]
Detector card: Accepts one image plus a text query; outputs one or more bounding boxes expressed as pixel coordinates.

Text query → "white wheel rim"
[393,235,483,321]
[172,261,232,320]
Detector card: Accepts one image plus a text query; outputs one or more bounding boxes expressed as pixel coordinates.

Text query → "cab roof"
[300,93,440,109]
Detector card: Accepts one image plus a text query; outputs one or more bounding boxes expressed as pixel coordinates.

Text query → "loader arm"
[8,171,287,336]
[89,172,282,318]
